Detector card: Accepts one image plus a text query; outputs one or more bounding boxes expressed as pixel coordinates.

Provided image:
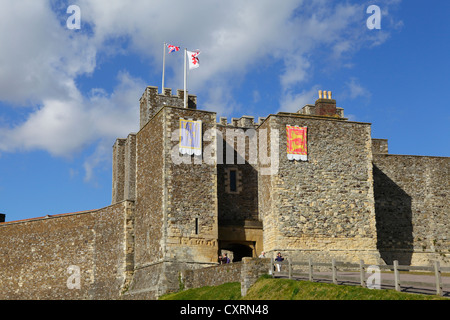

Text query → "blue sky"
[0,0,448,222]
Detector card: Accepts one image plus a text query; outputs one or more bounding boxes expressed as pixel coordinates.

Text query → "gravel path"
[274,270,450,297]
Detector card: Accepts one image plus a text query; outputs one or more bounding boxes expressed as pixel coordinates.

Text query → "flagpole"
[184,48,187,108]
[162,42,166,94]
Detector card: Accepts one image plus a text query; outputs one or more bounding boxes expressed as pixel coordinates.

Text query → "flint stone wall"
[181,258,272,297]
[258,114,381,264]
[0,201,134,300]
[373,154,450,266]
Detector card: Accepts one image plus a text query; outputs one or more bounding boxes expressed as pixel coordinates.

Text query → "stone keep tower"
[259,90,381,264]
[112,86,219,298]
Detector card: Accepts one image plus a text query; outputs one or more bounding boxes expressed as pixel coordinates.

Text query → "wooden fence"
[271,258,450,297]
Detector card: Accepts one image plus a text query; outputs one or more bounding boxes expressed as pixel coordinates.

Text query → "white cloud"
[344,78,371,100]
[0,72,144,157]
[253,90,261,103]
[75,0,390,104]
[278,85,320,114]
[0,1,96,105]
[0,0,403,181]
[83,140,109,184]
[202,82,242,118]
[280,56,311,90]
[86,71,143,138]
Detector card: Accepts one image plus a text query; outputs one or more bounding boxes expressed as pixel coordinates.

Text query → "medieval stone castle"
[0,85,448,299]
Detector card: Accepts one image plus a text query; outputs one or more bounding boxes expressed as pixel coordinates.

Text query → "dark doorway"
[221,243,254,262]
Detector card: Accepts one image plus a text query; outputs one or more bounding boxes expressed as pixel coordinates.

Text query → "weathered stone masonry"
[258,113,380,264]
[373,154,449,266]
[0,85,448,300]
[0,201,134,299]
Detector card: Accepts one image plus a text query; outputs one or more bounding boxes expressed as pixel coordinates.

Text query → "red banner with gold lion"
[286,125,307,161]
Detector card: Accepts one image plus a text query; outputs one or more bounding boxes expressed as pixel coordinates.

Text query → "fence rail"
[271,258,450,297]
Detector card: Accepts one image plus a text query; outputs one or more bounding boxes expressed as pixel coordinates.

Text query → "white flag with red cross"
[187,50,201,69]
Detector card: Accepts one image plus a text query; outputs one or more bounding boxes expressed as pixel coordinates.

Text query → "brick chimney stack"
[315,90,337,117]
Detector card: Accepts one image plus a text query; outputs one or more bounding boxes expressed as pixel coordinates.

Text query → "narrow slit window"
[229,169,237,192]
[195,218,199,235]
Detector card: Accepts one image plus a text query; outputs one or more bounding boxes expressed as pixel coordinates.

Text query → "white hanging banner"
[179,118,202,156]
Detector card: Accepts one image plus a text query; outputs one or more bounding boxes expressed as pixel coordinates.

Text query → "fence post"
[359,260,366,288]
[434,260,443,296]
[288,258,292,279]
[393,260,401,292]
[308,258,313,282]
[332,259,338,285]
[270,258,274,278]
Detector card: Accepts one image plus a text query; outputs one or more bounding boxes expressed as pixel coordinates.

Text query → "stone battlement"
[139,86,197,129]
[218,90,345,129]
[217,115,266,128]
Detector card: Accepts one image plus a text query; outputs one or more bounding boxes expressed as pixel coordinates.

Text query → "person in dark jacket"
[222,253,230,264]
[275,252,284,272]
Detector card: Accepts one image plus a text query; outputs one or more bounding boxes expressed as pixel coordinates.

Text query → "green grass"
[159,275,448,300]
[159,281,242,300]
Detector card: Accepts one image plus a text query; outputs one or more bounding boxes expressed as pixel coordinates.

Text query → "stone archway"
[220,242,254,262]
[218,220,263,262]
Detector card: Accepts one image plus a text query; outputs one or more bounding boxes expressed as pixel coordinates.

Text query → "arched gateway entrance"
[220,242,255,262]
[218,220,263,263]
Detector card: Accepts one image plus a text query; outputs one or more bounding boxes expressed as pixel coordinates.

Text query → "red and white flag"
[167,44,180,53]
[187,50,201,69]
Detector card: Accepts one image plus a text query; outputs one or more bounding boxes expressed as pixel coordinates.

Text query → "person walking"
[275,252,284,272]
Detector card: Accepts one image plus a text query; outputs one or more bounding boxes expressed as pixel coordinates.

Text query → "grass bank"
[160,275,448,300]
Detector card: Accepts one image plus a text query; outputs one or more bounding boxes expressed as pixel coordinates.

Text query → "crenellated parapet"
[217,115,266,128]
[139,86,197,129]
